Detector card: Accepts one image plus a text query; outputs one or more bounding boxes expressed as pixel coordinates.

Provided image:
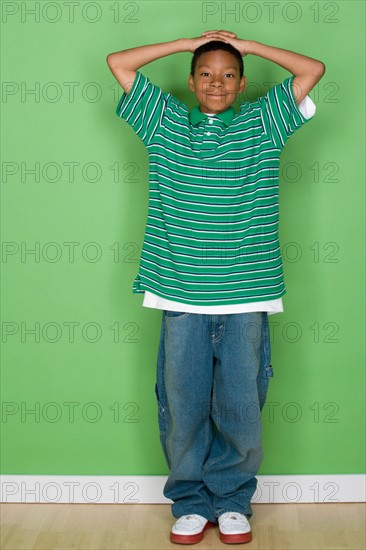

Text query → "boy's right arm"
[106,31,238,94]
[106,39,187,94]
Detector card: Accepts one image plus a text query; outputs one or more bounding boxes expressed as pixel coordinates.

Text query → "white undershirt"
[142,95,316,314]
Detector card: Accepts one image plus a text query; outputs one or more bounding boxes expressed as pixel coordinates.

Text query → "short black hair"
[190,40,244,78]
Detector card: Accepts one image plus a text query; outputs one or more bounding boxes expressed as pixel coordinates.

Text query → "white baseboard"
[1,474,365,503]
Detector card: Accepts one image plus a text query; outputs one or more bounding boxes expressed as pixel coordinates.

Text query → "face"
[188,50,246,114]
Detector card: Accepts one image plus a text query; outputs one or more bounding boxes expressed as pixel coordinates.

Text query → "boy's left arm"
[201,31,326,104]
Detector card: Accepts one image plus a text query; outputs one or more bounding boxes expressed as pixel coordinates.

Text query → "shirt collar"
[189,105,235,127]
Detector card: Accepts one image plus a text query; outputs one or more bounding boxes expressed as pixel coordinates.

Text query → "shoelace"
[222,512,245,521]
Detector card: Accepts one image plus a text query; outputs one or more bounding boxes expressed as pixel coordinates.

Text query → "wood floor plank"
[0,503,365,550]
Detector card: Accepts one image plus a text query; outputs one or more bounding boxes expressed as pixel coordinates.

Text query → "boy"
[107,30,325,545]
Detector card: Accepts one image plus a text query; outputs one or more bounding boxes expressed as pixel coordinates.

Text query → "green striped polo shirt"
[116,70,313,306]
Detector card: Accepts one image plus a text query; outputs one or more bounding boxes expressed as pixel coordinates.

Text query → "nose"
[209,77,223,88]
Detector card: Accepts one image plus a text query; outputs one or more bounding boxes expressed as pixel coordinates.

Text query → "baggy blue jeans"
[154,310,273,523]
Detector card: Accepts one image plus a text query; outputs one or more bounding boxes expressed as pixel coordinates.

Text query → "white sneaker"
[218,511,252,544]
[170,514,215,544]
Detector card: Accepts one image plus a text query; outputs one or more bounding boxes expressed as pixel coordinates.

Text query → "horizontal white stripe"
[145,232,280,251]
[148,216,279,238]
[140,259,282,282]
[151,136,279,163]
[2,474,363,503]
[143,290,283,314]
[150,167,280,191]
[144,230,280,253]
[161,117,263,146]
[150,184,278,204]
[142,248,282,270]
[150,194,278,213]
[139,270,284,295]
[148,206,278,226]
[151,159,279,186]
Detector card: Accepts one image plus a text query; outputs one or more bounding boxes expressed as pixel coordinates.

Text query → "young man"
[107,30,325,545]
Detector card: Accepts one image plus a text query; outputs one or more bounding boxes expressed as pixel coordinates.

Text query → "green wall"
[1,0,365,476]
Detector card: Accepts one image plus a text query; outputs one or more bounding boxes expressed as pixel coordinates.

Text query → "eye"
[225,73,235,78]
[200,72,210,76]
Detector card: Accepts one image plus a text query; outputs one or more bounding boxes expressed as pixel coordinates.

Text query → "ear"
[239,75,246,94]
[188,74,195,93]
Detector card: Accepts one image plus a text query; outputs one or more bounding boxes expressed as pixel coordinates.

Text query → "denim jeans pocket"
[164,310,191,319]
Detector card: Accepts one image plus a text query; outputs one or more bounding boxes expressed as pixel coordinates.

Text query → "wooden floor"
[1,503,365,549]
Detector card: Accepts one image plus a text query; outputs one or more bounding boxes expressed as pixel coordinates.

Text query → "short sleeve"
[259,76,316,149]
[115,70,170,146]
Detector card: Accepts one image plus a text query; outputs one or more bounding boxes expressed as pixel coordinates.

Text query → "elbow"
[106,53,116,69]
[316,60,326,78]
[106,53,116,68]
[308,60,326,86]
